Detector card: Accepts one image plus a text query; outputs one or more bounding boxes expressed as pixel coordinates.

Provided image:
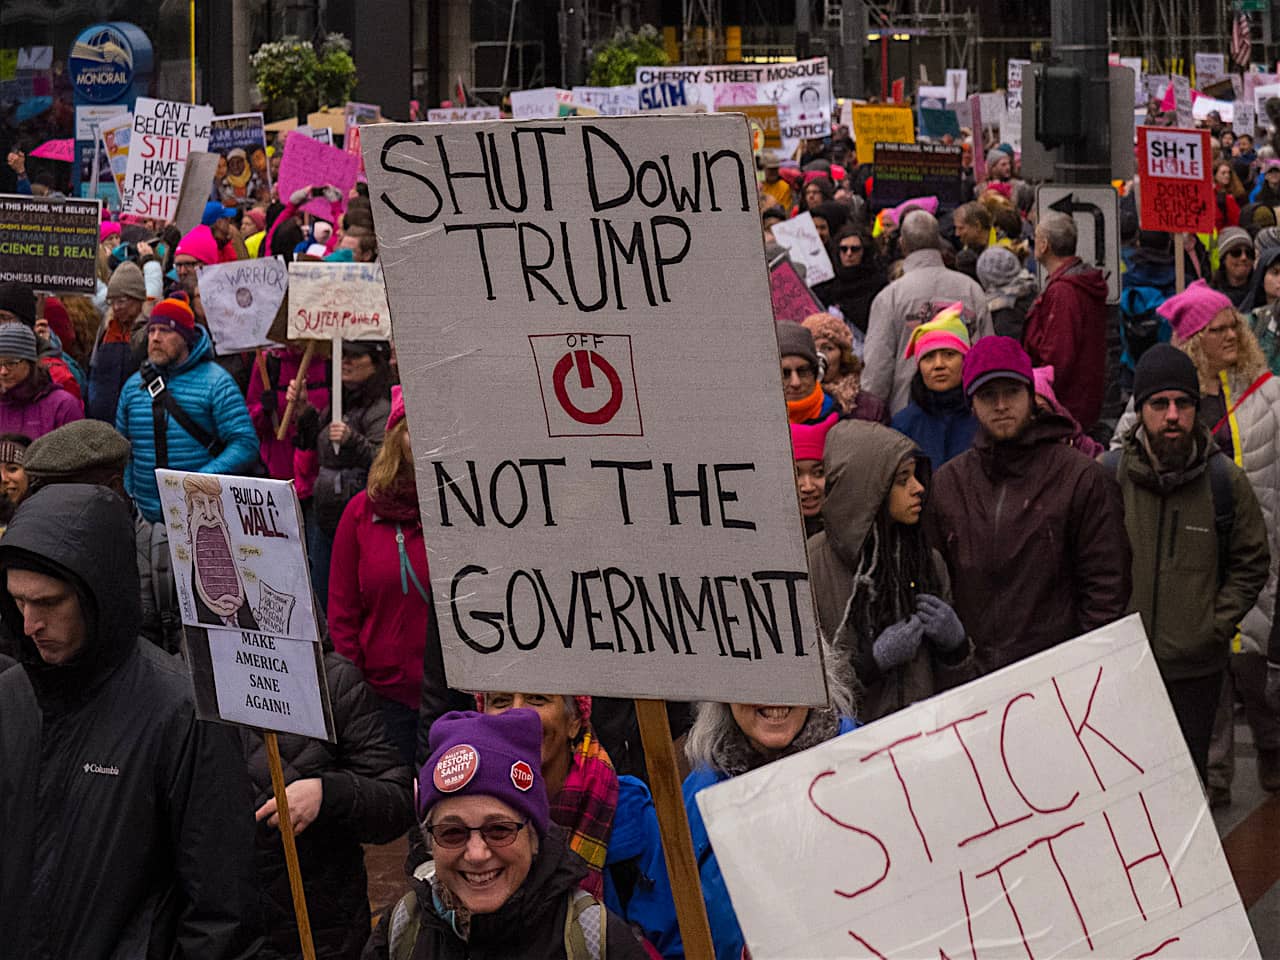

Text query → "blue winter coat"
[116,327,259,521]
[603,775,682,958]
[684,717,858,960]
[891,373,977,470]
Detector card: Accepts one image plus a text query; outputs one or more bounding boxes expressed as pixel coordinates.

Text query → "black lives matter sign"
[0,194,101,292]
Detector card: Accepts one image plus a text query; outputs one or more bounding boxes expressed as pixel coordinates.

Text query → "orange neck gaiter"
[787,382,826,424]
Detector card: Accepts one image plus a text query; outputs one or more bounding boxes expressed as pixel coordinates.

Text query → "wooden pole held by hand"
[264,730,317,960]
[1175,232,1187,293]
[635,699,715,960]
[275,341,317,441]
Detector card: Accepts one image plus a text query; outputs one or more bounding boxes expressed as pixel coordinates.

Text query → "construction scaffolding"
[1110,0,1229,75]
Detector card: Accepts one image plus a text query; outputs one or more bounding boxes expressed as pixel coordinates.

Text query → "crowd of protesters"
[0,94,1278,960]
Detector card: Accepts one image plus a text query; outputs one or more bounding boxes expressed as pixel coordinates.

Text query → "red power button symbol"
[552,349,624,425]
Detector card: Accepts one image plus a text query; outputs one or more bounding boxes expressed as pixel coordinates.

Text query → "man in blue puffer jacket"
[115,291,258,522]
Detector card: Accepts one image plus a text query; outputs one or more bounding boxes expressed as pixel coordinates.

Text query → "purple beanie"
[418,709,550,834]
[962,335,1034,397]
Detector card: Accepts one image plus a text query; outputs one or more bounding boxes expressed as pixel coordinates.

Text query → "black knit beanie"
[1132,344,1200,408]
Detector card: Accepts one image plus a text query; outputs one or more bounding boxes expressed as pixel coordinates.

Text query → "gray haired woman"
[681,662,857,960]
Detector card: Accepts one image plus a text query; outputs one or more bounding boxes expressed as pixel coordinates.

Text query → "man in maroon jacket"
[1023,213,1109,431]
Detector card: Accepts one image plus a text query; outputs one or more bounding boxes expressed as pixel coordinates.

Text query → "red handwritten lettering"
[1025,822,1092,950]
[1001,692,1079,815]
[1054,667,1145,791]
[932,710,1034,848]
[1102,792,1182,923]
[847,930,888,960]
[808,769,891,900]
[975,849,1035,960]
[861,732,932,861]
[1132,937,1181,960]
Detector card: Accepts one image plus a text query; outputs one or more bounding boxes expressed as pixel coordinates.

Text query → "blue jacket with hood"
[116,326,258,521]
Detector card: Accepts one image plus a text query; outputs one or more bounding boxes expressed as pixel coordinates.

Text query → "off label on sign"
[529,333,644,438]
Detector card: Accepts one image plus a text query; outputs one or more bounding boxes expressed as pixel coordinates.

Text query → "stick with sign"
[285,260,393,446]
[265,731,318,960]
[1136,125,1213,296]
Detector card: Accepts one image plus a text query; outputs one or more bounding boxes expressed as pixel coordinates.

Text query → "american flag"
[1232,6,1252,68]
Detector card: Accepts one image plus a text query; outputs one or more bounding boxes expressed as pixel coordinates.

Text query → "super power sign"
[362,115,825,706]
[1138,126,1214,234]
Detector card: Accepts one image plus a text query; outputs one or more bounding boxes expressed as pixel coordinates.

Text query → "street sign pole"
[1051,0,1111,184]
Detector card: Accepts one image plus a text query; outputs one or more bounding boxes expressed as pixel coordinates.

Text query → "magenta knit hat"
[962,335,1033,397]
[791,411,838,462]
[1157,279,1234,341]
[418,709,551,833]
[386,385,405,431]
[174,224,220,265]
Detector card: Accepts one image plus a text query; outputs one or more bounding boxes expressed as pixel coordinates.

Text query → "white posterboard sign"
[427,106,503,122]
[945,68,968,106]
[510,87,573,119]
[770,212,835,286]
[1007,59,1030,111]
[121,97,214,220]
[636,58,832,151]
[571,86,641,116]
[697,616,1260,960]
[286,260,392,340]
[1235,101,1257,135]
[361,115,827,705]
[198,257,289,354]
[154,469,333,740]
[1195,52,1226,88]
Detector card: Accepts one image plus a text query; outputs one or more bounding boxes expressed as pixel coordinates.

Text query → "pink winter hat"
[173,224,220,265]
[99,220,122,242]
[1032,365,1059,406]
[791,411,838,462]
[386,384,405,431]
[962,335,1033,397]
[1157,280,1234,341]
[904,302,971,360]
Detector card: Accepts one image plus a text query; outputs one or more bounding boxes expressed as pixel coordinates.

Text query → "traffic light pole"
[1051,0,1111,184]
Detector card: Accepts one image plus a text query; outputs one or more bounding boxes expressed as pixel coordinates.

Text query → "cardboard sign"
[1235,100,1257,134]
[1170,75,1195,127]
[945,68,968,105]
[427,106,503,122]
[916,85,962,139]
[1195,52,1226,88]
[208,113,271,205]
[850,105,914,165]
[343,100,380,136]
[510,87,574,119]
[1007,59,1030,111]
[277,130,359,219]
[286,260,392,340]
[0,193,101,292]
[361,114,827,705]
[770,212,835,286]
[769,260,823,323]
[872,141,964,208]
[636,58,833,147]
[1137,126,1213,234]
[571,86,641,117]
[698,616,1260,960]
[718,104,781,150]
[198,257,289,354]
[156,469,333,741]
[121,97,214,220]
[172,152,223,236]
[99,113,132,198]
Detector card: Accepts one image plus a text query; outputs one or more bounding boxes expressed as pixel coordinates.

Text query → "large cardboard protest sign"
[1137,126,1214,234]
[0,194,101,292]
[121,97,214,220]
[209,113,272,205]
[155,470,333,741]
[769,212,835,286]
[198,257,289,354]
[277,130,359,219]
[872,141,964,208]
[698,616,1260,959]
[636,58,832,148]
[362,115,826,704]
[850,105,914,165]
[172,152,223,236]
[286,261,392,340]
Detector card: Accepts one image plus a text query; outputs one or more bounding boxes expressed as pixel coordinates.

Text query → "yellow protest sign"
[851,105,915,165]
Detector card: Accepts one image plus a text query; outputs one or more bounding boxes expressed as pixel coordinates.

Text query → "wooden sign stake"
[1174,232,1187,293]
[635,699,715,960]
[276,341,317,441]
[264,730,318,960]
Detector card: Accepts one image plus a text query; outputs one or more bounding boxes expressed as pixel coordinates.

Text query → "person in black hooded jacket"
[0,651,39,956]
[242,648,415,960]
[812,224,886,337]
[1240,244,1280,375]
[0,483,264,960]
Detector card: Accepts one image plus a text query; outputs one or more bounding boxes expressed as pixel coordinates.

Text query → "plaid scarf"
[549,730,619,899]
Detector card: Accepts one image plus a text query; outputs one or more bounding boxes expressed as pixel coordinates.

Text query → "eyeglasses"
[1225,247,1256,260]
[1202,323,1237,338]
[839,244,863,254]
[425,819,528,849]
[0,358,27,371]
[1145,396,1197,412]
[173,259,201,271]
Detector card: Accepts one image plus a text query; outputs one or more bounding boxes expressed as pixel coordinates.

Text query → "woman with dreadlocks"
[806,419,974,720]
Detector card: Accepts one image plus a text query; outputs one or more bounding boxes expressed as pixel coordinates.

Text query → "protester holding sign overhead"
[0,484,264,959]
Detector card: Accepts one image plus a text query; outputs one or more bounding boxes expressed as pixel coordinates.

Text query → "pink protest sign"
[770,260,823,323]
[277,130,359,218]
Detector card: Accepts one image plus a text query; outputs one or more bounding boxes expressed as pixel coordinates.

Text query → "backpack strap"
[138,364,226,467]
[387,889,421,960]
[1207,454,1235,589]
[565,888,607,960]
